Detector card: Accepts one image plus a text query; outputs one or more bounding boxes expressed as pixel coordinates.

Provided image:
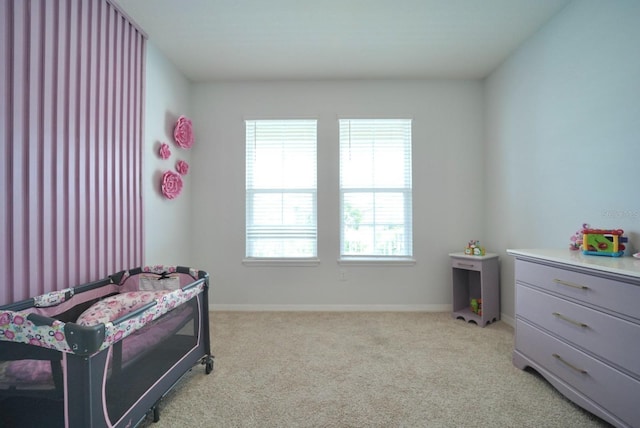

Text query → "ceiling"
[114,0,571,83]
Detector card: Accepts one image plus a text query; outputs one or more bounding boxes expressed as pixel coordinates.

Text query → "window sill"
[242,258,321,267]
[338,257,416,266]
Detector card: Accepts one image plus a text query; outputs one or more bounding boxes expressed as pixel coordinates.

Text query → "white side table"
[449,252,500,327]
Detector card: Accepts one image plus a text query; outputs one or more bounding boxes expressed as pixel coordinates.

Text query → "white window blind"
[245,120,317,258]
[339,119,413,258]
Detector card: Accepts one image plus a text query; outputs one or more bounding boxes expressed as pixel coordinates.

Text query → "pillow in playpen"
[76,291,170,326]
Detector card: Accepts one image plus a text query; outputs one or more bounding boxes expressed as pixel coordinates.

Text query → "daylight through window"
[245,120,317,258]
[339,119,413,259]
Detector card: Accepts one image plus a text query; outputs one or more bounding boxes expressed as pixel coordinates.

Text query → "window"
[339,119,413,259]
[245,120,317,259]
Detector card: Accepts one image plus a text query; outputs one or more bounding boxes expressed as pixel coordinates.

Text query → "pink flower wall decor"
[174,115,194,149]
[159,142,171,159]
[176,160,189,176]
[161,170,183,199]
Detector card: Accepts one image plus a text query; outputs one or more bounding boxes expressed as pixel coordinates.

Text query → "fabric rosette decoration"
[174,115,194,149]
[159,142,171,159]
[176,160,189,176]
[161,170,183,199]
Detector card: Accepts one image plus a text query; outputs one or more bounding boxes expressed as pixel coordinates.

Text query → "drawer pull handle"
[552,312,589,328]
[552,353,588,374]
[457,263,475,268]
[553,279,589,290]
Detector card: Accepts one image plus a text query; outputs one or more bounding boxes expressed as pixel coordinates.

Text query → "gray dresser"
[508,249,640,428]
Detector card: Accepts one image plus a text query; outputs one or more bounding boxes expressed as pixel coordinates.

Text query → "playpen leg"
[202,355,214,374]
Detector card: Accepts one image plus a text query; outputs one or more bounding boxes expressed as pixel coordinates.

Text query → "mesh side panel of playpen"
[104,295,201,423]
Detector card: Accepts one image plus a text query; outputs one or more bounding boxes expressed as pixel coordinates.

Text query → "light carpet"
[139,311,611,427]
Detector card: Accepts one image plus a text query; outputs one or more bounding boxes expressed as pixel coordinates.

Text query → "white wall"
[189,80,485,310]
[143,0,640,316]
[485,0,640,320]
[143,42,193,266]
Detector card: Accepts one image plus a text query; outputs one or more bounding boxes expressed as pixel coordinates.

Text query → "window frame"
[338,118,415,264]
[243,119,319,265]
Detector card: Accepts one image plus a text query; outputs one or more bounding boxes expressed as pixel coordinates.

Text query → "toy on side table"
[470,298,483,316]
[464,240,485,256]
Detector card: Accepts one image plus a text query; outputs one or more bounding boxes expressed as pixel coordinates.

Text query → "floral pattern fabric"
[76,291,170,326]
[99,284,202,352]
[0,265,205,355]
[0,310,72,353]
[33,288,74,308]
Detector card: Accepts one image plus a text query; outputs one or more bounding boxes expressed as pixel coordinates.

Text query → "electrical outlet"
[339,269,347,281]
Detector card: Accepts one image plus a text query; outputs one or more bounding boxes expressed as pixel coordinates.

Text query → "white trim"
[500,313,515,327]
[336,114,415,120]
[210,304,451,312]
[242,258,321,267]
[337,257,416,266]
[243,115,319,121]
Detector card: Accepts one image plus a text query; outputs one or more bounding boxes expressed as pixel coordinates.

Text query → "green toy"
[470,298,482,315]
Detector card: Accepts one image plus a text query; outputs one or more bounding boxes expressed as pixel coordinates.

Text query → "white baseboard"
[210,304,452,312]
[500,313,515,327]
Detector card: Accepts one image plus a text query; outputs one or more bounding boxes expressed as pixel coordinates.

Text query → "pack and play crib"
[0,265,213,428]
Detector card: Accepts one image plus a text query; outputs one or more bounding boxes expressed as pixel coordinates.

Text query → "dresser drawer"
[517,284,640,377]
[516,319,640,427]
[451,258,482,271]
[515,259,640,320]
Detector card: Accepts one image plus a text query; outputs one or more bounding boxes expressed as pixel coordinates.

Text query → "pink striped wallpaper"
[1,0,146,306]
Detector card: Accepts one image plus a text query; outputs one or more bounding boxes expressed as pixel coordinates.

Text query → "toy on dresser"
[581,228,627,257]
[570,224,628,257]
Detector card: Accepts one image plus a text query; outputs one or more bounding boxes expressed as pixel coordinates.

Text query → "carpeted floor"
[139,311,611,427]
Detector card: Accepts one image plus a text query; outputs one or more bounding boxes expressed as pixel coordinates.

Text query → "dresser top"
[507,248,640,279]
